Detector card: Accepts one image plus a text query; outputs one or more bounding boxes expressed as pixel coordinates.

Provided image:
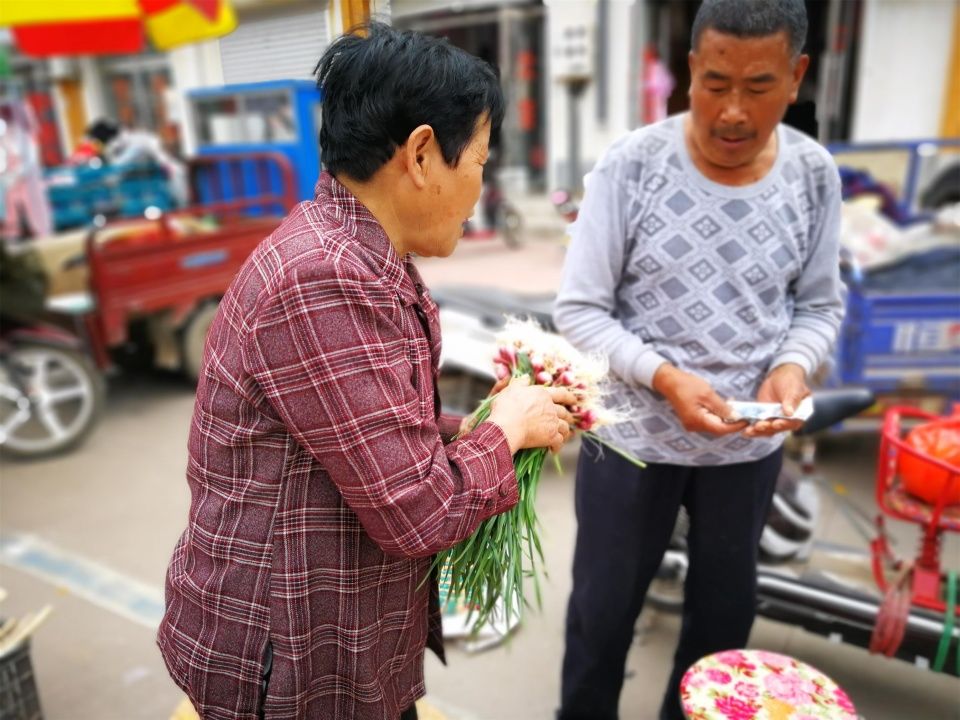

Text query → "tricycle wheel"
[182,301,219,383]
[0,344,105,458]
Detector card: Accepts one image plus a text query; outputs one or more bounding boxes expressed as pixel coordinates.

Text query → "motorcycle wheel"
[499,204,524,249]
[646,509,689,614]
[646,550,687,614]
[0,343,105,458]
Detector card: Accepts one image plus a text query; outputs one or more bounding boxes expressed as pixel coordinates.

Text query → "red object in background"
[518,98,536,132]
[25,92,63,168]
[641,45,675,125]
[9,0,227,56]
[899,417,960,505]
[13,18,145,57]
[516,50,536,83]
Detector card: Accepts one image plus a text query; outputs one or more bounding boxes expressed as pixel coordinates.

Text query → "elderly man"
[158,23,576,720]
[554,1,844,718]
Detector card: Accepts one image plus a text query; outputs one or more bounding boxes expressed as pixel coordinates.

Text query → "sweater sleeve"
[770,169,846,376]
[553,165,670,389]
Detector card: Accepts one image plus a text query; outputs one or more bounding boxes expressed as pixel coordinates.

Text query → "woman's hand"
[487,376,579,454]
[457,374,516,436]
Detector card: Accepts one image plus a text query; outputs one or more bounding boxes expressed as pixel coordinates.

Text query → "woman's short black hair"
[314,22,505,182]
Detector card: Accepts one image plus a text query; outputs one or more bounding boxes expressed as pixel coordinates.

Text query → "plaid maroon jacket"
[157,173,518,719]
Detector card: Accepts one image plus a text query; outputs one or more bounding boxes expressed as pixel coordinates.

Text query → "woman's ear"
[403,124,435,189]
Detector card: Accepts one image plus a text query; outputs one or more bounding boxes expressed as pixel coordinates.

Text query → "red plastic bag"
[900,418,960,505]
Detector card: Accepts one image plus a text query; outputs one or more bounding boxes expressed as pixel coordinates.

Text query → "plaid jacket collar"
[314,171,421,307]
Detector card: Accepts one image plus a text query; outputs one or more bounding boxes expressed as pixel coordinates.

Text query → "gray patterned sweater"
[554,115,844,466]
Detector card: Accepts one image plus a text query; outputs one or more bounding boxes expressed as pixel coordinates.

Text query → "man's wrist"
[769,362,807,380]
[652,363,681,396]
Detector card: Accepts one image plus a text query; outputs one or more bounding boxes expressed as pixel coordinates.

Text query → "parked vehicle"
[829,138,960,224]
[45,152,296,382]
[0,243,105,458]
[463,171,524,248]
[188,80,322,202]
[0,315,105,459]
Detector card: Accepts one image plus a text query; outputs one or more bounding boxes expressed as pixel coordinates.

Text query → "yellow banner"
[0,0,139,26]
[145,1,237,51]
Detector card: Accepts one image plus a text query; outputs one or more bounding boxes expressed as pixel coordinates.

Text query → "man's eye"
[748,88,770,95]
[707,87,726,94]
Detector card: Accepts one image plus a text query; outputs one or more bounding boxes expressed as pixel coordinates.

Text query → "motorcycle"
[0,316,105,459]
[463,180,524,249]
[0,245,104,459]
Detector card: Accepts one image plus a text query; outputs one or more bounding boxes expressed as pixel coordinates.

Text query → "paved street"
[2,234,958,719]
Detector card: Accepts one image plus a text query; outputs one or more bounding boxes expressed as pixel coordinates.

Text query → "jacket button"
[498,483,510,498]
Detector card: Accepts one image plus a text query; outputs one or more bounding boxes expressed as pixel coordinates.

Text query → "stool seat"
[680,649,857,720]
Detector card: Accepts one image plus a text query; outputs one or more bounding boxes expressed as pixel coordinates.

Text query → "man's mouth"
[713,131,755,149]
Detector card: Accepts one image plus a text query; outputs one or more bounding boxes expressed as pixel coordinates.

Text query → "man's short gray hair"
[691,0,808,57]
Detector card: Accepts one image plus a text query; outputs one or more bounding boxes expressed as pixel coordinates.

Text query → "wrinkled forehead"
[693,28,796,73]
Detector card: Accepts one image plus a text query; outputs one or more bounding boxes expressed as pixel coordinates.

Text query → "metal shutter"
[220,8,331,85]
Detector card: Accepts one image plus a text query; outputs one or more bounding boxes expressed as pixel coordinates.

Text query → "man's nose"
[718,95,748,125]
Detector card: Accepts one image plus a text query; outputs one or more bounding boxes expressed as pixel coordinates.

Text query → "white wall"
[851,0,955,141]
[168,40,225,156]
[545,0,640,190]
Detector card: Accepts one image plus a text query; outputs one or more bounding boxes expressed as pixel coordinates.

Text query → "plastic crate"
[0,640,43,720]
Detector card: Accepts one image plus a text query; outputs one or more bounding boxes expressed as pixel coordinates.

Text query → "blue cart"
[188,80,322,204]
[836,258,960,406]
[826,138,960,412]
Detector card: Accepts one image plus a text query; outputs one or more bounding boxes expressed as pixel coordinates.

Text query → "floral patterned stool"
[680,649,858,720]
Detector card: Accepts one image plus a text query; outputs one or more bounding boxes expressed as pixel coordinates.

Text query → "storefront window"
[101,55,179,153]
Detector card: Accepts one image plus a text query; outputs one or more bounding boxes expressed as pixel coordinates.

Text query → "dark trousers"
[559,440,781,720]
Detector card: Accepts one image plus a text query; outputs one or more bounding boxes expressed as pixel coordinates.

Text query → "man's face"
[407,119,491,258]
[688,29,809,169]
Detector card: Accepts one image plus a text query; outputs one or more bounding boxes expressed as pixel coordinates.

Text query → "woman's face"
[407,118,491,258]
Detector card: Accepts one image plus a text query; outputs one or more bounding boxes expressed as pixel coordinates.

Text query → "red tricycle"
[1,152,295,458]
[59,151,296,381]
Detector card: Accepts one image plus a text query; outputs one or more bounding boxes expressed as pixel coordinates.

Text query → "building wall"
[169,40,225,156]
[851,0,955,141]
[545,0,642,190]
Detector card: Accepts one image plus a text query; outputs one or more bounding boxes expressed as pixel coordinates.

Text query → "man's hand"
[744,363,810,438]
[652,364,747,436]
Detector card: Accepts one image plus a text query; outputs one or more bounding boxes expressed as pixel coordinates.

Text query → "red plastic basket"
[877,406,960,531]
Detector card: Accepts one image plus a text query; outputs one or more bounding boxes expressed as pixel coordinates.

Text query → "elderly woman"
[157,22,575,720]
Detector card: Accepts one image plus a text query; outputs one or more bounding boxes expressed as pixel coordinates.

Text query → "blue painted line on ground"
[0,532,164,629]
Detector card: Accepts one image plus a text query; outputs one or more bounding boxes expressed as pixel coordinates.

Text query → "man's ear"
[790,54,811,103]
[403,124,435,189]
